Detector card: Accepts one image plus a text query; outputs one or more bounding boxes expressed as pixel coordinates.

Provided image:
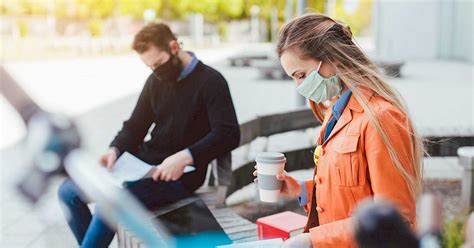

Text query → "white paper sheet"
[217,238,283,248]
[101,152,196,187]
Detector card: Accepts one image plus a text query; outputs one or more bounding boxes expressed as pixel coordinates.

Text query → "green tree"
[119,0,162,19]
[333,0,371,36]
[219,0,245,19]
[1,0,48,16]
[160,0,246,22]
[74,0,115,19]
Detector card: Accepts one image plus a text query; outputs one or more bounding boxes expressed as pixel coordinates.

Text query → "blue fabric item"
[58,178,191,248]
[178,51,199,81]
[298,181,309,206]
[323,90,352,142]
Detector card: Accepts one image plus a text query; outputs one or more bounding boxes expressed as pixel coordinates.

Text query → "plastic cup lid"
[256,152,286,164]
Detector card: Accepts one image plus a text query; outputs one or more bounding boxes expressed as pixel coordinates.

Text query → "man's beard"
[152,54,182,82]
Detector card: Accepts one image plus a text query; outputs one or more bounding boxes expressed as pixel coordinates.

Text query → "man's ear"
[168,40,180,55]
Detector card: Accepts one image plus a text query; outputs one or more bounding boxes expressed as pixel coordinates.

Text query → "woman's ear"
[319,61,338,77]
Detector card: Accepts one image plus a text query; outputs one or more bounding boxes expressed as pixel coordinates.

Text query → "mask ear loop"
[316,61,323,73]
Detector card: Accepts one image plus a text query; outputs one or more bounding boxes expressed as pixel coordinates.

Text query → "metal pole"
[285,0,306,106]
[284,0,293,23]
[325,0,337,17]
[250,5,261,43]
[295,0,307,107]
[270,7,278,43]
[296,0,307,16]
[191,13,204,46]
[458,146,474,213]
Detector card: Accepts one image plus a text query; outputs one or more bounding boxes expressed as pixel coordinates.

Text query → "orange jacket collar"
[318,87,375,145]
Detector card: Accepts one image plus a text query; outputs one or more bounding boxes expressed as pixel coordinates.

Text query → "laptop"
[153,197,232,248]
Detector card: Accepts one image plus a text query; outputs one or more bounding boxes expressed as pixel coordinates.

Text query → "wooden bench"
[252,60,291,80]
[228,55,269,67]
[117,187,259,247]
[252,59,406,80]
[233,55,405,80]
[374,61,404,78]
[116,108,319,247]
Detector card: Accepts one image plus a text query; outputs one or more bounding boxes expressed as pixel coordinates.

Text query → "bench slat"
[219,219,253,229]
[224,224,258,235]
[233,235,260,243]
[228,229,259,241]
[117,187,258,247]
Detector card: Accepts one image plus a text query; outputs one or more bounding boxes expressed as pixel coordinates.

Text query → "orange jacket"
[303,88,417,247]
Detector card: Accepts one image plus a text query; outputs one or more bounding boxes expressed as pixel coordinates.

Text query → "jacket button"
[316,206,324,212]
[314,175,322,185]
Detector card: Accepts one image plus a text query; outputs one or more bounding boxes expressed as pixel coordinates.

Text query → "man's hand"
[152,150,193,182]
[282,233,312,248]
[99,147,119,171]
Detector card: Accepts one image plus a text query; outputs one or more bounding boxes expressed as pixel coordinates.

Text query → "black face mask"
[152,53,182,82]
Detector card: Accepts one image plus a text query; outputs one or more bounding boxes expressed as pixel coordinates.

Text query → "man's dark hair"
[132,22,177,53]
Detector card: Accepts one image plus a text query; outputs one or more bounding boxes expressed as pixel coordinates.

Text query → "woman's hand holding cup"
[253,166,302,199]
[276,171,302,198]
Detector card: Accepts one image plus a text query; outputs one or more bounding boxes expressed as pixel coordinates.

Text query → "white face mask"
[296,61,342,103]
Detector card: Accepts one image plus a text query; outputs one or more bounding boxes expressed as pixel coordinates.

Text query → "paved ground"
[1,43,472,247]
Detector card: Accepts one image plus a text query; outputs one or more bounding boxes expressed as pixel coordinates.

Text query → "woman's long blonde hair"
[277,13,424,200]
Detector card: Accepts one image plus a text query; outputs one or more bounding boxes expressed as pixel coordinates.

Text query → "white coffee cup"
[256,152,287,203]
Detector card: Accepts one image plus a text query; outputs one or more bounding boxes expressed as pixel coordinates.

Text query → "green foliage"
[217,21,228,40]
[220,0,246,19]
[442,217,466,248]
[307,0,325,14]
[119,0,162,19]
[1,0,325,22]
[162,0,245,22]
[88,18,103,37]
[18,19,28,37]
[0,0,372,37]
[333,0,372,36]
[1,0,47,16]
[76,0,115,18]
[242,0,325,21]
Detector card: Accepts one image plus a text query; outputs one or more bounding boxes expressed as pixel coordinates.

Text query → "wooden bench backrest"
[205,108,319,206]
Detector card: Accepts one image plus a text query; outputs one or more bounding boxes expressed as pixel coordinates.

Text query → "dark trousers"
[58,178,191,248]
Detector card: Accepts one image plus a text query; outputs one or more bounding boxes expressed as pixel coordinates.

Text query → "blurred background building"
[373,0,472,62]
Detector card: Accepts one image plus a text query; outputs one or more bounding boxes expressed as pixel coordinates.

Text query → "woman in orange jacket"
[260,13,423,247]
